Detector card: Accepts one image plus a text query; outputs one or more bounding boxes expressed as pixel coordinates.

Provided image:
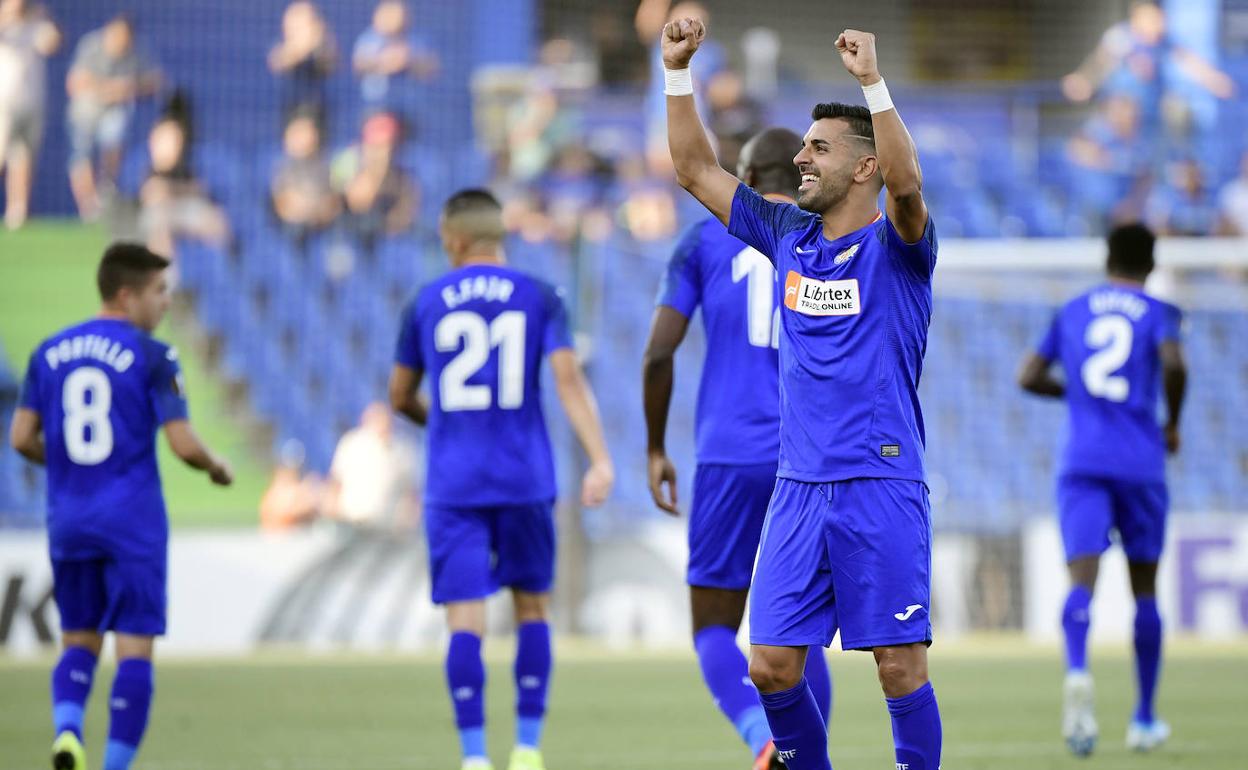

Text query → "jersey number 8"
[62,366,114,465]
[436,310,526,411]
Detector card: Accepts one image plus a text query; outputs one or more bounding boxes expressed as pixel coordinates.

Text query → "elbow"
[641,347,673,375]
[888,180,923,205]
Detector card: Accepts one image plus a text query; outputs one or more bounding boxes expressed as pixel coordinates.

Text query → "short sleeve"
[394,295,423,370]
[1155,301,1182,345]
[883,215,938,279]
[149,344,190,424]
[18,348,42,411]
[727,183,810,263]
[543,287,574,355]
[1036,313,1062,361]
[655,222,703,317]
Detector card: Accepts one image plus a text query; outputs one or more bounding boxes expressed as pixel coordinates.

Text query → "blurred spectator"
[540,144,614,244]
[65,14,161,221]
[1061,1,1234,139]
[330,111,416,252]
[1067,95,1151,230]
[1146,158,1217,236]
[0,0,59,229]
[268,1,337,126]
[635,0,726,175]
[614,152,677,241]
[259,440,325,531]
[138,114,230,259]
[706,70,764,174]
[1217,151,1248,236]
[325,403,418,532]
[352,0,438,115]
[271,109,338,247]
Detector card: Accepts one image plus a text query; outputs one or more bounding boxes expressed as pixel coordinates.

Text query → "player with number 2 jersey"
[11,243,233,770]
[390,189,613,770]
[1018,223,1187,757]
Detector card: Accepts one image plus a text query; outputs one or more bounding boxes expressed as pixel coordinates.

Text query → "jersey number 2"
[732,247,780,349]
[62,366,114,465]
[1081,315,1133,402]
[436,311,526,411]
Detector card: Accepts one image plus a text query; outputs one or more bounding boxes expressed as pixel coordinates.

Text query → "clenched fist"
[662,17,706,70]
[835,29,881,85]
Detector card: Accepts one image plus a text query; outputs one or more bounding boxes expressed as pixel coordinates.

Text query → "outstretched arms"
[663,17,739,225]
[641,306,691,515]
[836,30,928,244]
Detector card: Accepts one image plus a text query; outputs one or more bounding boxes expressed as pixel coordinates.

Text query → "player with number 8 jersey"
[11,243,233,770]
[390,189,613,770]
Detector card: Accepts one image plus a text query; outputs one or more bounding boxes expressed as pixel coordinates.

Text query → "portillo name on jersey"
[784,271,861,317]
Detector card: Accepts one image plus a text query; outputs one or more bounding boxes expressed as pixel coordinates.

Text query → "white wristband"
[664,67,694,96]
[861,78,894,114]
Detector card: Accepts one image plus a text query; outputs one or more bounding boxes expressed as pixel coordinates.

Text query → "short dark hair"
[740,127,801,197]
[1106,223,1156,278]
[810,102,875,148]
[97,242,169,301]
[443,188,501,219]
[441,188,505,241]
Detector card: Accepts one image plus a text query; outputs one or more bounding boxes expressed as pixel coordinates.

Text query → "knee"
[876,656,926,698]
[749,650,803,694]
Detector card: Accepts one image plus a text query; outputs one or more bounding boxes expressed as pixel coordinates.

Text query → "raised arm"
[163,420,233,485]
[837,30,928,243]
[1159,339,1187,453]
[641,306,690,514]
[663,17,738,225]
[550,348,614,507]
[8,407,45,464]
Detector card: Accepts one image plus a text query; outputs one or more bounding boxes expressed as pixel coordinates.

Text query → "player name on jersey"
[1088,289,1148,321]
[784,271,861,316]
[43,334,136,373]
[441,274,516,309]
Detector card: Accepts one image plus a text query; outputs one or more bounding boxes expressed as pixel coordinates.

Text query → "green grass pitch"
[1,642,1245,769]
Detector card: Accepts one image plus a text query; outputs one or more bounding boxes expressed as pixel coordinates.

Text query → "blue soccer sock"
[51,646,97,740]
[886,681,942,770]
[102,658,154,770]
[694,626,771,756]
[803,645,833,728]
[1062,585,1092,673]
[446,631,487,760]
[514,621,552,749]
[1133,597,1162,724]
[758,677,832,770]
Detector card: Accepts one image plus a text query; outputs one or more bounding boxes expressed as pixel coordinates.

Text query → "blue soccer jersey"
[657,216,781,465]
[1036,283,1182,484]
[727,183,937,483]
[19,318,188,561]
[395,263,573,507]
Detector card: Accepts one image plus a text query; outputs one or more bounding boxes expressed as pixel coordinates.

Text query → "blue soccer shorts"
[687,462,777,591]
[1057,474,1168,563]
[51,556,167,636]
[749,477,933,651]
[424,500,555,604]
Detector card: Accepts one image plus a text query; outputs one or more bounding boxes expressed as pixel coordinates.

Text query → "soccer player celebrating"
[1018,223,1186,756]
[9,243,234,770]
[663,19,941,770]
[389,189,614,770]
[642,126,833,770]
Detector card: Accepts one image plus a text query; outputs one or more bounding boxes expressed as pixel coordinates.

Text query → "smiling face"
[793,118,877,214]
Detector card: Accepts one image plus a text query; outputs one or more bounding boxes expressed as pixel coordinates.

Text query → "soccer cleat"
[507,746,546,770]
[753,739,786,770]
[461,758,494,770]
[50,731,86,770]
[1062,671,1098,757]
[1126,719,1170,752]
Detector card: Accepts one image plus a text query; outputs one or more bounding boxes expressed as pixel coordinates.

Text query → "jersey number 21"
[436,310,526,411]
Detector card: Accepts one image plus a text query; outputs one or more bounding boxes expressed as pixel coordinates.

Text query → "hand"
[581,460,614,507]
[1164,423,1180,455]
[661,17,705,71]
[835,29,880,85]
[209,458,234,486]
[1061,73,1094,102]
[647,450,679,516]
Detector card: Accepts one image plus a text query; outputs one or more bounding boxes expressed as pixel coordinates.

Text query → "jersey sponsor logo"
[834,243,861,265]
[894,604,924,621]
[784,271,861,316]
